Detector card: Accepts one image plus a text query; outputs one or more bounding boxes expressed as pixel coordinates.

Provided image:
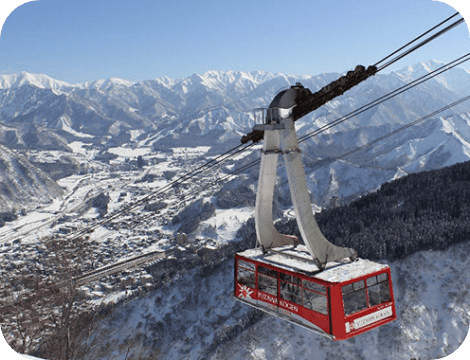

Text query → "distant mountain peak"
[397,59,445,78]
[420,59,445,70]
[0,71,71,90]
[83,77,136,90]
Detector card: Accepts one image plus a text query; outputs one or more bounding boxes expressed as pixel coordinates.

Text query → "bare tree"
[1,235,114,360]
[1,262,52,354]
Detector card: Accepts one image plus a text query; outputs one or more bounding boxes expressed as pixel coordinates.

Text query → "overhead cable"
[373,12,461,68]
[376,15,465,72]
[310,95,470,171]
[298,53,470,144]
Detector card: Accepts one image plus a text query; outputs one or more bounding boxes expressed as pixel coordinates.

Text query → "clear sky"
[0,0,469,84]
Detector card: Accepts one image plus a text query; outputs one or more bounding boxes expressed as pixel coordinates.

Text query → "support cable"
[298,53,470,144]
[201,94,470,196]
[373,12,461,68]
[376,15,465,72]
[309,95,470,171]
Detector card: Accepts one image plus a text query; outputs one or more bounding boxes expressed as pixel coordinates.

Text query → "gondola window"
[303,280,328,315]
[258,266,278,296]
[367,273,391,307]
[280,274,302,304]
[237,260,255,288]
[342,280,368,315]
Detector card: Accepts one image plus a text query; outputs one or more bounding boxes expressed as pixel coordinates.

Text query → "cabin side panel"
[330,268,397,340]
[235,255,332,335]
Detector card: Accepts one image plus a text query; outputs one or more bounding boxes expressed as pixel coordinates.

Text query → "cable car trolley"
[235,75,396,340]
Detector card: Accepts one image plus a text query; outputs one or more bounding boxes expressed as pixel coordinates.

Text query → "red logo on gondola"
[238,284,254,299]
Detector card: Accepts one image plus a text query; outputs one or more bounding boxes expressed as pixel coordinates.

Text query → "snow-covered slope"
[90,240,470,360]
[0,144,64,211]
[298,112,470,205]
[397,60,470,96]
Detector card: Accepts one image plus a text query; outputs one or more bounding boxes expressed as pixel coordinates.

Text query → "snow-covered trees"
[314,160,470,261]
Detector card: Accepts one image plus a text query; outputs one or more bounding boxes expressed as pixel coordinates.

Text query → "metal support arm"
[254,85,357,269]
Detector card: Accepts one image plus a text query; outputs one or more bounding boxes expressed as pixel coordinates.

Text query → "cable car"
[235,82,397,340]
[235,245,396,340]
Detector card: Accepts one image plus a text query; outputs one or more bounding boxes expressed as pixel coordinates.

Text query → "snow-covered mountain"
[1,61,470,209]
[299,111,470,205]
[1,61,468,150]
[398,60,470,96]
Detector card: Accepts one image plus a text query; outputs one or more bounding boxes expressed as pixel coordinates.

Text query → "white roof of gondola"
[237,245,389,284]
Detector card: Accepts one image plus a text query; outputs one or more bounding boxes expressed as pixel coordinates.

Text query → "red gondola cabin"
[234,245,396,340]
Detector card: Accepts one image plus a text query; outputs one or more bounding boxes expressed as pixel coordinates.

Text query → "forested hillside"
[317,160,470,260]
[270,160,470,261]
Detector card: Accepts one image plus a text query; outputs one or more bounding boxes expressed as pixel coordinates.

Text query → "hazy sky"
[0,0,469,84]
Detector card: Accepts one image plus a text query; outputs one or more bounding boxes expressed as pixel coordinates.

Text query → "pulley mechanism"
[241,65,376,144]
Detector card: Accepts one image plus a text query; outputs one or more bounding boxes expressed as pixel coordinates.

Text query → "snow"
[85,240,470,360]
[85,78,136,90]
[68,141,93,155]
[172,146,211,156]
[314,258,388,283]
[19,355,46,360]
[60,121,95,139]
[200,207,253,244]
[393,167,408,180]
[129,129,143,140]
[0,71,71,90]
[239,246,389,282]
[108,146,153,158]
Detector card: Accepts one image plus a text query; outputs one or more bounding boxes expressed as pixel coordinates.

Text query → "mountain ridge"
[1,60,470,209]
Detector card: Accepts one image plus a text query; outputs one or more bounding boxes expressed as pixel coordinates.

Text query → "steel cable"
[373,12,462,68]
[298,53,470,144]
[376,16,465,72]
